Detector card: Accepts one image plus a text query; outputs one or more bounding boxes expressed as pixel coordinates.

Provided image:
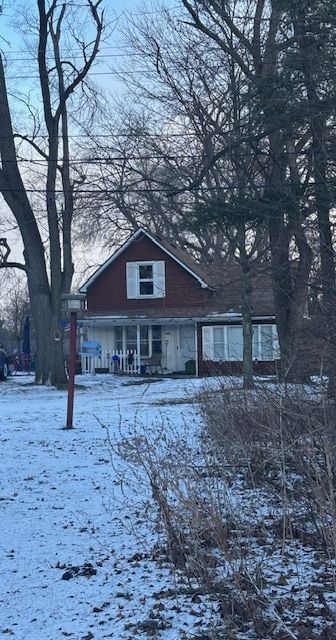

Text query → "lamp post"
[61,293,86,429]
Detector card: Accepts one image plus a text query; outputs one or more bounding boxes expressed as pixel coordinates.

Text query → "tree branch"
[55,1,104,121]
[0,238,27,272]
[180,0,254,80]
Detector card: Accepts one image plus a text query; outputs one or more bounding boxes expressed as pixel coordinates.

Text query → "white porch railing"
[81,350,139,375]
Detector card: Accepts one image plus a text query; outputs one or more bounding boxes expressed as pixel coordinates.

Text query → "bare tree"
[292,0,336,395]
[75,1,334,387]
[0,274,31,353]
[88,2,312,382]
[0,0,104,384]
[168,0,315,381]
[177,0,336,390]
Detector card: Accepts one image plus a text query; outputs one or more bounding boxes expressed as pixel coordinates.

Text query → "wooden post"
[66,311,77,428]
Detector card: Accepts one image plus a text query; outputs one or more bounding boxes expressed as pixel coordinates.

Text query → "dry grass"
[111,381,336,639]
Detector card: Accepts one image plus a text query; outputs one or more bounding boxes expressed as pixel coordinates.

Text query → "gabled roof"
[79,227,212,293]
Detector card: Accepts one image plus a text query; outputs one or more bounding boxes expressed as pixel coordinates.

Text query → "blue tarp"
[79,341,102,357]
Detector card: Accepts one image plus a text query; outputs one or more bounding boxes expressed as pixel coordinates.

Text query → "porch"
[79,316,280,377]
[80,319,198,376]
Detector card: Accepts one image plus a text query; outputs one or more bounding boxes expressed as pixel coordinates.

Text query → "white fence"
[81,350,139,375]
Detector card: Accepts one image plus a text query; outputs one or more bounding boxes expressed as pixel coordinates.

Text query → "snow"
[1,373,335,639]
[0,374,215,640]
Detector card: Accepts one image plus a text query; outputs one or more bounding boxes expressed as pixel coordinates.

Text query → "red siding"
[87,235,209,312]
[200,360,278,376]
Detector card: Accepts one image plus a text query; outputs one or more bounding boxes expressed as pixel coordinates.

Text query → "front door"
[161,326,178,372]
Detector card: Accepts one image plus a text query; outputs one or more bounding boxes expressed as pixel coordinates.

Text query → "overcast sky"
[0,1,144,264]
[0,1,177,279]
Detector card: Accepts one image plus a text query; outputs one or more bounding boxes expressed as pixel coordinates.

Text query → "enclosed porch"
[80,318,198,375]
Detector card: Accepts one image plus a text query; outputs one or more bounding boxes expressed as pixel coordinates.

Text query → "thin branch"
[180,0,254,80]
[0,238,27,272]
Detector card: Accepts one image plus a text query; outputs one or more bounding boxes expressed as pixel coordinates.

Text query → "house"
[79,227,279,375]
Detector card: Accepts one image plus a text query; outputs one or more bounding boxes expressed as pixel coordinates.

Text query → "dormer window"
[139,264,154,295]
[126,261,166,299]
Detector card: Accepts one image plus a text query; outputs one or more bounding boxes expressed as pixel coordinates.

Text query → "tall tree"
[102,1,312,380]
[178,0,315,380]
[0,0,104,384]
[292,0,336,394]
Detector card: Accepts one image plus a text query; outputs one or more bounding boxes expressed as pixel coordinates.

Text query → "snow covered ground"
[0,374,214,640]
[1,373,335,640]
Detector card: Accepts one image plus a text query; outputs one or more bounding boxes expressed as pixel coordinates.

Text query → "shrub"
[111,381,336,639]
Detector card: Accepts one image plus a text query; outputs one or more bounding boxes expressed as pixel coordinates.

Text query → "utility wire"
[0,181,333,195]
[4,149,317,163]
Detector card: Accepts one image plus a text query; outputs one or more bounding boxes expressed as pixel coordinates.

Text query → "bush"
[111,381,336,639]
[200,384,336,558]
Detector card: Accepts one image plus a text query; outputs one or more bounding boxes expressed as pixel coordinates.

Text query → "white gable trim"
[79,228,209,293]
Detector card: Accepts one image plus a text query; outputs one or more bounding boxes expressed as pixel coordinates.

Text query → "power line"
[3,52,147,63]
[0,131,237,139]
[3,63,336,84]
[0,181,333,195]
[2,129,312,139]
[2,45,137,54]
[5,69,153,79]
[1,13,335,59]
[6,148,316,164]
[0,44,160,56]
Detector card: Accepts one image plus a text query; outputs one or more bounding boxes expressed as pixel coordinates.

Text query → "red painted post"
[66,310,77,428]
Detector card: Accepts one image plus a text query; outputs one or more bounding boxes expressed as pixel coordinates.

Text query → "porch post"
[136,324,141,374]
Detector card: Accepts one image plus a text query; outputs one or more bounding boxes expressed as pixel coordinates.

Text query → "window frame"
[114,325,162,358]
[138,263,154,296]
[126,260,166,299]
[202,324,279,362]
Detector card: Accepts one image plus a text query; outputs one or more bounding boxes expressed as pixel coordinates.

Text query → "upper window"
[126,261,166,299]
[139,264,154,295]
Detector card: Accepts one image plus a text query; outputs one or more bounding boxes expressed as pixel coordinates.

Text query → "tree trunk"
[237,224,254,389]
[0,54,67,386]
[25,262,67,385]
[297,9,336,397]
[179,2,311,383]
[0,3,103,386]
[268,202,312,382]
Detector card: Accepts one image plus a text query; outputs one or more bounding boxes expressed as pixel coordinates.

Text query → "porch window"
[259,325,275,360]
[152,325,162,354]
[126,326,137,353]
[213,327,225,360]
[227,326,243,361]
[180,325,195,356]
[211,326,244,361]
[126,261,166,299]
[253,324,279,360]
[114,325,154,357]
[140,326,149,355]
[115,326,123,352]
[202,324,279,361]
